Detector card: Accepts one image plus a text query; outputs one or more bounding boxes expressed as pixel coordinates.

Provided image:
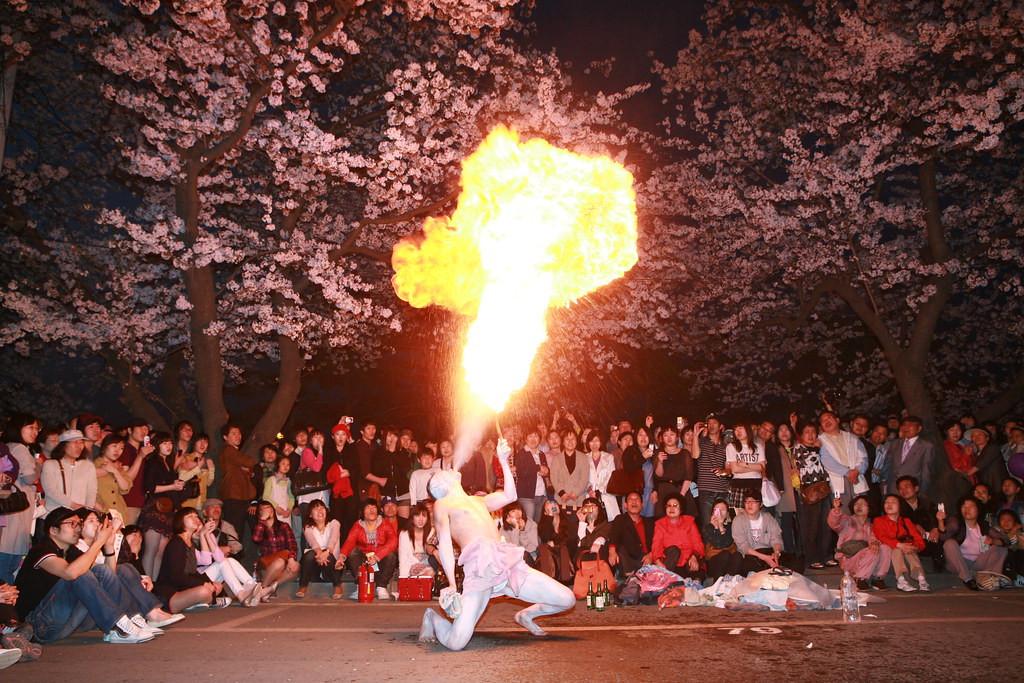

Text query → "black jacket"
[606,513,654,560]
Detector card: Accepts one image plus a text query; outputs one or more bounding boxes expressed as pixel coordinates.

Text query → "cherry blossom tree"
[647,0,1024,496]
[0,0,643,453]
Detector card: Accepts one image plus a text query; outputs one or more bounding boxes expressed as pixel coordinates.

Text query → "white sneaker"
[376,587,390,600]
[147,612,186,629]
[917,576,931,592]
[105,617,154,644]
[130,614,164,636]
[0,648,20,670]
[211,597,232,609]
[896,575,917,592]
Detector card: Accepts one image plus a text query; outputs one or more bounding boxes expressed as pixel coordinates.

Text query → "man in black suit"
[606,492,654,577]
[887,416,936,496]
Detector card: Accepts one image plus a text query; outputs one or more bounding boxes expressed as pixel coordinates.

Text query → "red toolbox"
[398,577,434,602]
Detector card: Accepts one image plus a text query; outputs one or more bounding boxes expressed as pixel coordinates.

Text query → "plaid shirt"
[252,518,297,559]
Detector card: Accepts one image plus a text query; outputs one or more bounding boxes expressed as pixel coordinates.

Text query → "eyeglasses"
[61,519,82,529]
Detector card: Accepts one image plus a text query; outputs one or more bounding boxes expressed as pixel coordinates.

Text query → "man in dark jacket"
[514,429,548,523]
[607,492,654,576]
[897,476,943,571]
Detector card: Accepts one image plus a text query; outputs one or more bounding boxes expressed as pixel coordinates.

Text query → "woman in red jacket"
[337,499,398,600]
[872,494,928,592]
[651,493,704,579]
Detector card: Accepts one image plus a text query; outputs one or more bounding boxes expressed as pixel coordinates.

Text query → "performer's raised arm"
[484,438,516,512]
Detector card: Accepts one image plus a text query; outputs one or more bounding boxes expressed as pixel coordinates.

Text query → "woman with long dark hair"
[297,499,343,599]
[0,414,40,582]
[139,432,186,579]
[725,423,765,511]
[154,507,231,612]
[399,502,438,579]
[654,425,696,518]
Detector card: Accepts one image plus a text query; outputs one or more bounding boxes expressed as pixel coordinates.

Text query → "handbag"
[837,540,869,557]
[292,468,328,496]
[572,558,617,599]
[0,484,29,514]
[761,479,782,507]
[800,481,831,505]
[704,541,736,560]
[607,468,644,496]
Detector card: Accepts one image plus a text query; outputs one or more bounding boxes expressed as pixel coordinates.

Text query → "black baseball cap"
[44,506,88,532]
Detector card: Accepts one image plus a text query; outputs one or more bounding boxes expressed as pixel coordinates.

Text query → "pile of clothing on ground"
[619,565,873,612]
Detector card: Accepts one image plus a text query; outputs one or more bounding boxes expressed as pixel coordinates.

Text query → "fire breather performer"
[418,437,575,651]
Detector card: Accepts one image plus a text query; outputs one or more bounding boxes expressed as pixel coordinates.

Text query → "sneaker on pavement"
[103,630,154,645]
[1,633,42,662]
[257,582,278,603]
[917,576,931,592]
[871,577,888,590]
[332,586,345,600]
[147,612,186,629]
[376,587,390,600]
[106,617,154,645]
[0,648,21,669]
[855,578,871,591]
[897,575,917,592]
[211,597,232,609]
[130,614,163,637]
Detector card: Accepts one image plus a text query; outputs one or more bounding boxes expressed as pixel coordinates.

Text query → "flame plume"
[392,125,637,424]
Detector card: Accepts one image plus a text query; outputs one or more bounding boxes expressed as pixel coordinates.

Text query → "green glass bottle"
[586,580,594,610]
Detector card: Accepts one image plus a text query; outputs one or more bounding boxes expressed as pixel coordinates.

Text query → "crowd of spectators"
[0,404,1022,668]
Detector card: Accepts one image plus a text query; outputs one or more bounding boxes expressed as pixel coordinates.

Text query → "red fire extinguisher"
[358,562,375,603]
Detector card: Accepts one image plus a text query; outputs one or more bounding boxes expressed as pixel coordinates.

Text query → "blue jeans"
[0,552,22,584]
[115,563,161,615]
[26,565,126,643]
[518,496,545,523]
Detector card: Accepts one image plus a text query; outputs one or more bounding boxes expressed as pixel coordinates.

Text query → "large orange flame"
[392,125,637,413]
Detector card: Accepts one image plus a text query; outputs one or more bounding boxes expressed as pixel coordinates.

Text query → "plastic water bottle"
[841,571,861,623]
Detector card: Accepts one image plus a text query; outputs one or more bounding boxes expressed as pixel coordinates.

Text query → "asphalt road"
[7,574,1024,683]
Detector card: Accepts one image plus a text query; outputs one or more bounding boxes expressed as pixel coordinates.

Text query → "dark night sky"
[531,0,703,87]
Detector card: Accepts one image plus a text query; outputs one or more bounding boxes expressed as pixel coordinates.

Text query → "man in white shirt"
[818,411,869,507]
[409,451,436,505]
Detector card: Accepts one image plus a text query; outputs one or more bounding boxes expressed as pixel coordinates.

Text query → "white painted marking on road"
[173,614,1024,634]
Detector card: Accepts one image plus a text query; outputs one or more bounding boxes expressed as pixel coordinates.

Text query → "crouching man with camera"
[14,507,180,644]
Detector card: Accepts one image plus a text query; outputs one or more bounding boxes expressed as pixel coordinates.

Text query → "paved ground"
[7,571,1024,682]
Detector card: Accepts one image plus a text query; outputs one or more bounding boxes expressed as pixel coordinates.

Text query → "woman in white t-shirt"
[725,424,766,510]
[297,500,343,599]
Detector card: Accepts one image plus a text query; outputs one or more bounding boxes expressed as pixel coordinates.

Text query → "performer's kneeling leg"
[419,590,490,652]
[506,567,576,637]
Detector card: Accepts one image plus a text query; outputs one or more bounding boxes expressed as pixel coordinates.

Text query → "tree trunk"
[242,334,305,458]
[0,63,15,174]
[113,360,170,433]
[177,173,229,455]
[160,347,197,426]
